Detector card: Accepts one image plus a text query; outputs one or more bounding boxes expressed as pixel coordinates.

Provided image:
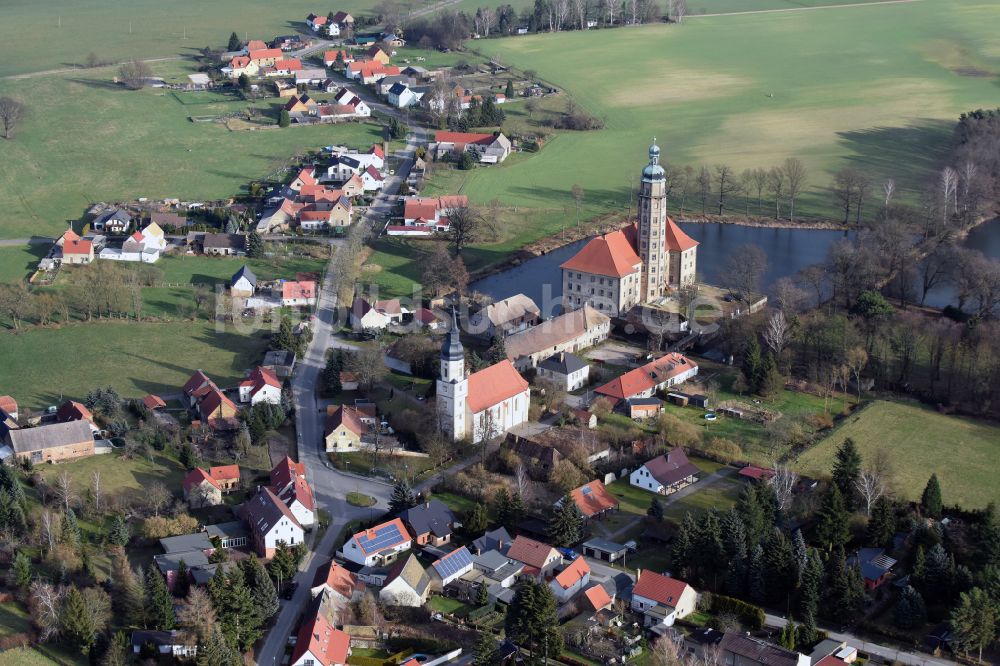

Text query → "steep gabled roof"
[641,449,700,487]
[313,559,365,599]
[270,456,314,512]
[351,518,411,555]
[583,583,613,611]
[385,553,431,596]
[243,487,301,537]
[209,465,240,483]
[400,500,455,538]
[553,556,590,590]
[291,604,350,666]
[182,468,219,493]
[56,400,93,424]
[663,218,698,252]
[282,280,316,300]
[8,420,93,454]
[595,353,696,400]
[466,360,529,414]
[434,131,494,145]
[569,480,619,518]
[507,536,558,570]
[632,570,691,607]
[325,405,367,438]
[560,228,641,278]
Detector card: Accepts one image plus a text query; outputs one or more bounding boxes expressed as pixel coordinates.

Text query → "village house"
[595,352,698,404]
[504,305,611,371]
[387,82,421,108]
[248,47,283,68]
[223,55,258,78]
[340,518,413,567]
[472,527,513,556]
[549,556,590,604]
[242,486,305,557]
[349,297,408,331]
[270,457,316,528]
[182,466,241,508]
[99,222,166,263]
[377,74,414,96]
[230,265,256,297]
[285,94,319,116]
[566,480,619,520]
[630,449,700,495]
[281,280,317,307]
[507,535,562,580]
[503,433,561,474]
[345,61,400,84]
[0,396,18,422]
[431,131,511,163]
[56,230,94,265]
[55,400,97,431]
[263,58,303,77]
[331,11,355,30]
[631,569,697,630]
[581,538,627,563]
[197,232,246,256]
[388,194,468,236]
[361,166,384,191]
[718,633,811,666]
[153,532,218,590]
[850,548,897,589]
[296,68,329,86]
[438,314,531,443]
[4,420,94,464]
[263,349,296,380]
[238,366,283,405]
[197,388,239,431]
[366,46,391,64]
[400,500,456,546]
[290,600,351,666]
[130,630,197,659]
[91,208,132,234]
[380,554,431,607]
[324,405,368,451]
[311,559,365,608]
[537,352,590,392]
[429,546,475,590]
[324,50,355,67]
[469,294,540,338]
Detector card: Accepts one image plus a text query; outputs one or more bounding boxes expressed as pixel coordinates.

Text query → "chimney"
[636,569,641,581]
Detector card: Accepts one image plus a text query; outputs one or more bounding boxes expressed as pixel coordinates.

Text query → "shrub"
[708,593,765,630]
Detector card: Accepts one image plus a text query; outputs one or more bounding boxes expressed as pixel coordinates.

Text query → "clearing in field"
[0,321,268,409]
[795,400,1000,508]
[0,61,383,239]
[455,0,999,221]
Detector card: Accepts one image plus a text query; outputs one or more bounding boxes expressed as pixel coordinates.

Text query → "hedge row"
[708,593,766,630]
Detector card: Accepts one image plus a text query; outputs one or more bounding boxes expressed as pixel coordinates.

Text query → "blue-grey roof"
[400,499,455,538]
[853,548,896,581]
[473,526,512,555]
[582,537,626,554]
[432,546,473,579]
[442,310,464,362]
[388,82,409,96]
[159,532,213,554]
[538,352,588,375]
[232,265,257,287]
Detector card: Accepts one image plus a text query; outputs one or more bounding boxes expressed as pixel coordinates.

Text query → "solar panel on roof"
[434,547,473,579]
[358,523,404,552]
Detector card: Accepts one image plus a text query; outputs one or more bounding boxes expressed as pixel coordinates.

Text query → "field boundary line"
[689,0,924,19]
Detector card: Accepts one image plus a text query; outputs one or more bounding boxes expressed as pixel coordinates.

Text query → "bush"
[708,593,765,630]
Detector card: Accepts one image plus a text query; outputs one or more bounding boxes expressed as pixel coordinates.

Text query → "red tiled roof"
[664,218,698,252]
[371,144,385,158]
[313,559,365,598]
[282,280,316,300]
[249,48,283,61]
[57,400,93,424]
[273,58,303,71]
[815,657,849,666]
[63,238,93,255]
[0,396,17,415]
[466,360,529,414]
[560,228,642,279]
[507,535,557,570]
[249,366,281,391]
[142,394,166,409]
[230,56,251,69]
[404,200,439,220]
[199,388,237,419]
[61,230,81,243]
[325,405,367,438]
[595,353,696,400]
[270,456,315,512]
[183,467,220,492]
[434,131,494,146]
[364,165,383,181]
[583,584,612,611]
[569,480,619,518]
[324,50,352,63]
[632,570,691,607]
[246,39,267,50]
[300,210,332,222]
[739,465,776,481]
[209,465,240,483]
[553,556,590,590]
[183,370,215,396]
[291,612,349,666]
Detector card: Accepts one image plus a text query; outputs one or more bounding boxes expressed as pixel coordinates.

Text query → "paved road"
[257,103,429,663]
[762,614,952,666]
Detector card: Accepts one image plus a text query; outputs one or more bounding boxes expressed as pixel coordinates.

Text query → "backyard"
[795,400,1000,508]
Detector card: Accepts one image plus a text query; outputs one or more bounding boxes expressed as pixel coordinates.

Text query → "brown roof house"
[182,468,224,508]
[507,536,562,580]
[324,405,368,452]
[5,420,94,464]
[629,448,700,496]
[379,554,431,607]
[241,487,305,558]
[503,433,560,475]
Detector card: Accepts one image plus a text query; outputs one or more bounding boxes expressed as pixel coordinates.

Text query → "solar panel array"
[358,522,404,552]
[434,546,473,579]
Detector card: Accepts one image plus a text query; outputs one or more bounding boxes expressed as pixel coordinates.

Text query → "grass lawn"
[0,320,268,409]
[155,252,329,286]
[0,648,64,666]
[39,450,186,498]
[0,245,49,283]
[347,491,377,507]
[608,474,742,522]
[427,595,475,617]
[454,0,1000,223]
[0,602,31,637]
[0,63,383,239]
[433,491,479,514]
[795,400,1000,508]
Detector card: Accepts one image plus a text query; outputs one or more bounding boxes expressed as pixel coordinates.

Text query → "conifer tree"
[505,580,562,657]
[174,560,191,599]
[827,547,864,623]
[749,543,766,604]
[476,583,490,606]
[648,496,664,521]
[62,585,97,654]
[103,630,131,666]
[832,438,862,510]
[389,478,417,514]
[671,512,696,575]
[466,503,489,534]
[505,79,514,98]
[486,335,508,364]
[797,549,823,620]
[145,569,175,631]
[697,510,727,581]
[950,587,997,663]
[741,336,765,394]
[865,496,895,549]
[109,513,131,547]
[242,554,280,622]
[209,562,261,651]
[792,529,808,585]
[474,630,501,666]
[921,473,943,518]
[62,508,81,547]
[197,626,243,666]
[227,32,242,52]
[815,485,850,550]
[10,550,31,589]
[736,483,769,547]
[547,495,583,547]
[764,529,796,604]
[893,585,927,629]
[268,541,297,586]
[246,231,264,258]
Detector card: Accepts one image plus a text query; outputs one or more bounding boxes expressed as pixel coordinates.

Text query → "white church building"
[437,312,530,443]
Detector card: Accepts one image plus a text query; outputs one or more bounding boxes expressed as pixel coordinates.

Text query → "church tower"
[436,309,468,441]
[637,138,669,302]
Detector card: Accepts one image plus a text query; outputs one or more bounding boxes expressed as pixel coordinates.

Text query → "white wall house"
[549,557,591,604]
[340,519,413,567]
[630,570,697,628]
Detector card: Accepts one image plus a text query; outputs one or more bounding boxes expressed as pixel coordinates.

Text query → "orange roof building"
[595,352,698,402]
[568,480,619,518]
[291,606,350,666]
[560,141,699,316]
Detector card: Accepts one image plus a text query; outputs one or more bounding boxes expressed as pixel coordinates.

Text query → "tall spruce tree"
[144,569,175,630]
[722,511,749,596]
[389,478,417,514]
[741,336,766,393]
[62,508,81,547]
[749,543,766,604]
[505,580,562,658]
[174,560,191,599]
[62,585,97,654]
[831,438,862,510]
[547,496,583,547]
[697,510,727,584]
[921,474,943,518]
[208,564,260,652]
[737,483,770,547]
[227,32,242,51]
[10,551,31,589]
[797,549,824,620]
[197,626,243,666]
[893,585,927,629]
[109,513,131,546]
[792,529,808,585]
[827,547,865,624]
[242,554,279,623]
[815,485,850,550]
[671,512,696,576]
[764,529,797,605]
[474,630,501,666]
[865,496,895,549]
[466,503,489,534]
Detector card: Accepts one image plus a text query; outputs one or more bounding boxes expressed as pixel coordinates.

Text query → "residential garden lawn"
[385,370,433,397]
[433,491,479,514]
[0,63,383,239]
[427,595,475,617]
[38,450,186,498]
[0,602,31,637]
[450,0,1000,225]
[0,647,67,666]
[0,321,269,408]
[155,252,329,285]
[347,491,377,507]
[0,245,48,283]
[607,474,742,522]
[795,400,1000,508]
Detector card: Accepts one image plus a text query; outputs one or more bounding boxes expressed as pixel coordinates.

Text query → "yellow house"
[324,405,367,452]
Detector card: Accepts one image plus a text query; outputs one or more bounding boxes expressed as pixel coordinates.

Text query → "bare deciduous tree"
[940,166,958,226]
[40,509,59,552]
[0,97,25,140]
[602,0,618,24]
[882,178,895,211]
[723,244,768,305]
[146,482,171,517]
[782,157,807,223]
[855,467,887,516]
[768,462,798,512]
[117,58,152,90]
[767,166,786,219]
[715,164,738,215]
[762,310,790,356]
[55,471,76,512]
[515,464,529,499]
[668,0,687,23]
[448,205,487,254]
[845,346,868,403]
[91,471,103,513]
[29,581,64,641]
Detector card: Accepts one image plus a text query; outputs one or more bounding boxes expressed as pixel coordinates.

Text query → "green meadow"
[453,0,1000,221]
[0,61,383,239]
